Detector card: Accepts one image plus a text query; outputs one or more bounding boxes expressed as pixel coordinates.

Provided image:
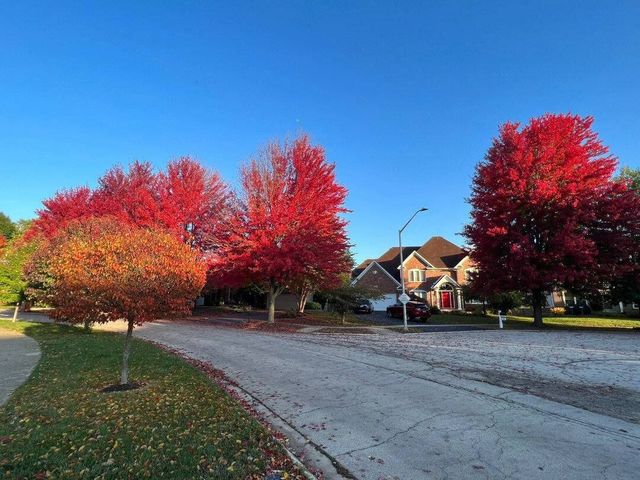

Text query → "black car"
[353,300,373,314]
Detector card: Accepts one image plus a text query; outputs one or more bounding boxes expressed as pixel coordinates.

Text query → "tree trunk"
[531,289,544,328]
[267,283,281,324]
[83,319,92,332]
[297,287,310,314]
[120,318,135,385]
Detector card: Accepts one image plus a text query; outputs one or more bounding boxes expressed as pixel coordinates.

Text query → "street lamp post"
[398,208,428,331]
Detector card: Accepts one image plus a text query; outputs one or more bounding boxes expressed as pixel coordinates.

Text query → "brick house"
[351,236,475,311]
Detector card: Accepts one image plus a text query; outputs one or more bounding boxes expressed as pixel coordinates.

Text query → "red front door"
[440,291,453,309]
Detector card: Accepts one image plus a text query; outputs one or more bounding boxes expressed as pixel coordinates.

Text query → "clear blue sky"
[1,1,639,263]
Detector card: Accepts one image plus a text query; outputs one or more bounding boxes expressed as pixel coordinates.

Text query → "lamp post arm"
[400,209,422,234]
[398,207,427,331]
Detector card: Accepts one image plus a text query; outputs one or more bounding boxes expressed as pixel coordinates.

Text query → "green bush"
[487,291,523,314]
[305,301,322,310]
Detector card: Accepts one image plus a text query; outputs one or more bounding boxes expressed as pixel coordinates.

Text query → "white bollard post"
[12,302,20,322]
[498,310,504,329]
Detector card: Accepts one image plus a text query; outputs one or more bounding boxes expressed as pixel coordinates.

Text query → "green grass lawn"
[300,310,374,326]
[507,314,640,330]
[428,313,640,330]
[0,320,302,479]
[427,314,494,325]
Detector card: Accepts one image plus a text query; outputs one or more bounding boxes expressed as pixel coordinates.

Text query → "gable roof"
[415,236,468,268]
[376,246,420,282]
[399,250,435,269]
[409,274,461,291]
[352,237,469,284]
[352,259,374,279]
[350,260,401,286]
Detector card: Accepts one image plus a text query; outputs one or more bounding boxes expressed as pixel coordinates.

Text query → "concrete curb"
[218,378,356,480]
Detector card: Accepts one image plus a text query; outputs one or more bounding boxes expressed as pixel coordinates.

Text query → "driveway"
[129,321,640,479]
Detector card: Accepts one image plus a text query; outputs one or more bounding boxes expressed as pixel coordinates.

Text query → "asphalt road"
[129,321,640,480]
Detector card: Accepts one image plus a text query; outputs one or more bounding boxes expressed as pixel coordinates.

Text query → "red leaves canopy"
[211,135,351,291]
[464,113,640,296]
[45,217,206,325]
[30,158,229,248]
[30,187,94,239]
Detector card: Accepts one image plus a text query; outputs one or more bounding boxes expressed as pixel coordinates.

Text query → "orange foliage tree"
[44,218,206,385]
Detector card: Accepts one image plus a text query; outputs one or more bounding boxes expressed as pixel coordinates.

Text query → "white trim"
[351,261,400,287]
[452,255,470,269]
[398,251,435,269]
[408,268,426,282]
[430,274,460,290]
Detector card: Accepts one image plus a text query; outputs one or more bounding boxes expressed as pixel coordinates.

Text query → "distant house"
[351,236,474,311]
[546,290,639,315]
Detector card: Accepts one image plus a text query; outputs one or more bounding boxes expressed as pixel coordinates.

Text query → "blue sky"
[1,1,639,263]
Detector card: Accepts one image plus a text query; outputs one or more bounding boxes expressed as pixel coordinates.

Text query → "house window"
[408,269,425,282]
[413,290,426,299]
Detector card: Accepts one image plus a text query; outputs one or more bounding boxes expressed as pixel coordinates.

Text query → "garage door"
[370,294,397,311]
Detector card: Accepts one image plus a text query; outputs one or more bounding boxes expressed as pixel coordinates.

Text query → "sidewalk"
[0,327,41,406]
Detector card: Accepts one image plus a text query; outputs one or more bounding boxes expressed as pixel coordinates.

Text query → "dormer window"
[408,269,425,282]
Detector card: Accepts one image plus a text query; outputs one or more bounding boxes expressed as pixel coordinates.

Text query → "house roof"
[419,275,445,290]
[352,236,469,283]
[410,274,460,291]
[376,246,420,282]
[352,259,374,278]
[415,236,468,268]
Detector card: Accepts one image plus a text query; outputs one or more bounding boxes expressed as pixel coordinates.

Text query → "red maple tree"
[91,161,162,227]
[211,135,351,322]
[464,114,640,327]
[29,187,94,239]
[158,157,230,247]
[29,159,229,251]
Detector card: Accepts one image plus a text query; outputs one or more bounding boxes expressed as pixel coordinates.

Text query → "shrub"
[550,307,565,315]
[430,306,441,314]
[305,301,322,310]
[487,291,523,314]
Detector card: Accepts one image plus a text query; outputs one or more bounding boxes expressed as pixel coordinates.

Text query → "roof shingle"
[353,237,468,282]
